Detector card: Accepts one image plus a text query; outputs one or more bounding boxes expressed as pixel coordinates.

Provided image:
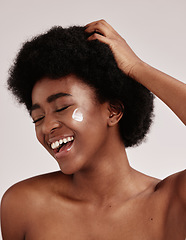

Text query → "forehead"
[31,75,97,103]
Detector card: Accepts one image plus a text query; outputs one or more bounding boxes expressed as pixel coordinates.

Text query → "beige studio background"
[0,0,185,235]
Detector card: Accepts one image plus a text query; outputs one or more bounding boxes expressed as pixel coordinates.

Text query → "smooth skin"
[1,20,186,240]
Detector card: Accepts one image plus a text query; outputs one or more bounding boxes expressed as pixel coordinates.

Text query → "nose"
[42,115,62,134]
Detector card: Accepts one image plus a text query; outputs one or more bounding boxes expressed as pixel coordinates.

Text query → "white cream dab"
[72,108,83,122]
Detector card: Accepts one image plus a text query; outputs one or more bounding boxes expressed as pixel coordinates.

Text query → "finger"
[86,19,116,33]
[87,32,111,46]
[85,19,109,28]
[85,22,112,38]
[85,19,119,41]
[85,20,100,28]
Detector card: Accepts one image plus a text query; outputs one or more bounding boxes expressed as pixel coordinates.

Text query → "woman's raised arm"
[85,20,186,125]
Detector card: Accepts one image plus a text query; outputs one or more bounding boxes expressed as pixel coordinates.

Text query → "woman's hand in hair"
[85,19,142,78]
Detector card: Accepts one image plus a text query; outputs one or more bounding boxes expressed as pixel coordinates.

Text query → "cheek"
[72,108,84,122]
[35,127,43,145]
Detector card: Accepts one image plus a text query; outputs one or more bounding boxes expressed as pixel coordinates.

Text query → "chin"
[58,162,82,175]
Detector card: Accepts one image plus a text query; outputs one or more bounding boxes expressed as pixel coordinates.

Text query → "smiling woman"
[30,75,114,175]
[1,20,186,240]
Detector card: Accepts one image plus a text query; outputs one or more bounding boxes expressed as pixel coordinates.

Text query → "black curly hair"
[7,25,154,147]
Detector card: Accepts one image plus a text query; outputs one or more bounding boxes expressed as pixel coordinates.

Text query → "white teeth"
[55,141,59,148]
[51,142,56,149]
[50,136,74,150]
[51,141,59,149]
[59,139,63,145]
[67,137,71,141]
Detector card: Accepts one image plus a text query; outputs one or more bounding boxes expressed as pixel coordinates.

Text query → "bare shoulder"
[1,171,69,207]
[155,169,186,207]
[0,171,69,239]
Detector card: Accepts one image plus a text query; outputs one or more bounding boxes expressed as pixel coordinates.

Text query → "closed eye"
[56,105,70,112]
[33,116,45,124]
[32,106,70,124]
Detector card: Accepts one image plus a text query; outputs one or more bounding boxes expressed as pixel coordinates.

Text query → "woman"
[1,20,186,239]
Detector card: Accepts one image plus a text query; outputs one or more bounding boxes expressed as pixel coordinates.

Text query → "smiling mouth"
[50,136,74,153]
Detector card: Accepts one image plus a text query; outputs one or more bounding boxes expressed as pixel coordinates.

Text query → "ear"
[107,101,124,127]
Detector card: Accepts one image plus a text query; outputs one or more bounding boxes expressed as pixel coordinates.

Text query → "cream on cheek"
[72,108,84,122]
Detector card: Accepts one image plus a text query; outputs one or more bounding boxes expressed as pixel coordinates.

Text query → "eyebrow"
[30,92,72,114]
[47,92,72,103]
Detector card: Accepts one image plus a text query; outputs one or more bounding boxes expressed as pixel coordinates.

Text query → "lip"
[54,139,74,159]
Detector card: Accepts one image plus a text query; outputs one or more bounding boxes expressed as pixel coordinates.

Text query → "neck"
[71,136,140,206]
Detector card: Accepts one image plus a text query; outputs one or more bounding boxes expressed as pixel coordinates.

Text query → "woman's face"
[31,75,111,174]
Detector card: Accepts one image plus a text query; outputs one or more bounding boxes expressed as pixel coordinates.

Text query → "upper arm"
[175,169,186,207]
[174,170,186,234]
[1,185,27,240]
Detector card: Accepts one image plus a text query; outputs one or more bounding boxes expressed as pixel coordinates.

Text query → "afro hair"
[7,25,154,147]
